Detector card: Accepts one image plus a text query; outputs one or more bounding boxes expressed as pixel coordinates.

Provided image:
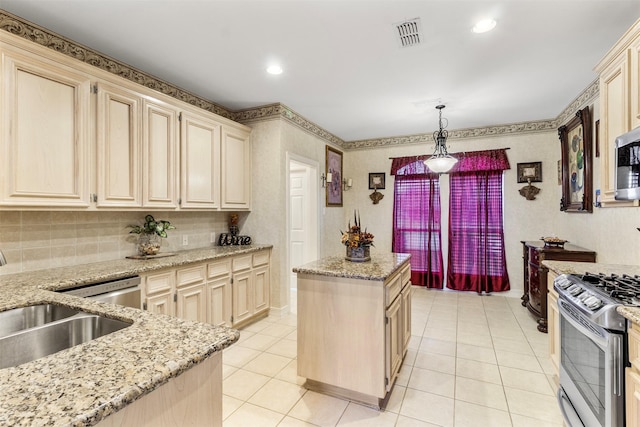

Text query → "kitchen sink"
[0,304,80,338]
[0,310,132,369]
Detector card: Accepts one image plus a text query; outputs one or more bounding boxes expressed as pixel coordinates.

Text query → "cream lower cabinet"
[627,323,640,427]
[231,250,271,328]
[297,259,411,407]
[207,258,232,326]
[143,270,175,316]
[142,250,270,327]
[175,264,207,323]
[0,44,91,208]
[96,351,222,427]
[547,271,560,385]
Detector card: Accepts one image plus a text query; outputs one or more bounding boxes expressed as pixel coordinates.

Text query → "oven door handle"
[557,387,586,427]
[612,333,623,396]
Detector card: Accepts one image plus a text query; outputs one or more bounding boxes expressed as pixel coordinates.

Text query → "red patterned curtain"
[391,159,443,288]
[391,149,510,292]
[447,165,510,293]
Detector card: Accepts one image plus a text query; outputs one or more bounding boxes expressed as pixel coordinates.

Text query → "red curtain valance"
[390,149,510,176]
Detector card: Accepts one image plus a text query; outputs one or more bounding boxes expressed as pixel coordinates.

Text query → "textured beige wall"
[242,118,345,312]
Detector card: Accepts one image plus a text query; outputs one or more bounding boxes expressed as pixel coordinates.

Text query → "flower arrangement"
[128,214,175,238]
[341,211,374,248]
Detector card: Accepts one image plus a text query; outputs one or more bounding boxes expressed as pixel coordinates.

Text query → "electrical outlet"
[210,232,216,243]
[182,235,188,246]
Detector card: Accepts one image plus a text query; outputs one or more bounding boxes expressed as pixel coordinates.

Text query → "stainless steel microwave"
[614,126,640,200]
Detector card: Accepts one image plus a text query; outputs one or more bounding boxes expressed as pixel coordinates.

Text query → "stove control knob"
[556,278,572,289]
[577,292,590,302]
[568,285,583,296]
[584,296,603,310]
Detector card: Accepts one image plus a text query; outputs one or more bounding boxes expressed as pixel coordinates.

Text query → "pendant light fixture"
[424,104,458,173]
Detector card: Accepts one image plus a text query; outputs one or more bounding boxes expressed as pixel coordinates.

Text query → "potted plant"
[128,214,175,256]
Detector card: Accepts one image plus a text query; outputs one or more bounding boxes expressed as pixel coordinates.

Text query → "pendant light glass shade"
[424,105,458,173]
[425,155,458,173]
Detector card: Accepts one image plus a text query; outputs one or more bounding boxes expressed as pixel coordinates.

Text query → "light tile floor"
[222,287,564,427]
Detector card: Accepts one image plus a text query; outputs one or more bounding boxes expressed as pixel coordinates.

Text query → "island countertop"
[293,252,411,281]
[542,260,640,328]
[0,244,271,427]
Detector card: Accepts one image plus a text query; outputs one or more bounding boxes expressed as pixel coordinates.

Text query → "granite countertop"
[293,252,411,281]
[542,260,640,326]
[0,244,271,427]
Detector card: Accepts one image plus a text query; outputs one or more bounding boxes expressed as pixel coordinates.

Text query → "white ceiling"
[2,1,639,141]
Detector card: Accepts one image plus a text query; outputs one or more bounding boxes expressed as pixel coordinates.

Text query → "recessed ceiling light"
[472,19,497,34]
[266,65,283,75]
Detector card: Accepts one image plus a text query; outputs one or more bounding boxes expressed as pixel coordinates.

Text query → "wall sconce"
[516,162,542,201]
[519,178,540,200]
[321,172,333,188]
[342,178,352,191]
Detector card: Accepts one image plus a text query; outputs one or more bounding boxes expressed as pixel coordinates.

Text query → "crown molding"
[342,119,558,150]
[553,79,599,127]
[233,103,345,147]
[0,10,234,120]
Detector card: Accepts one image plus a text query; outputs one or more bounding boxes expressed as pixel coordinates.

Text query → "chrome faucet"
[0,250,7,266]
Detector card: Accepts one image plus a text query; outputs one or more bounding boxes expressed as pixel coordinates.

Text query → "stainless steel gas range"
[554,273,640,427]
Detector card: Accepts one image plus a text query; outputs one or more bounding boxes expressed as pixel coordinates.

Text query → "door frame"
[286,152,320,314]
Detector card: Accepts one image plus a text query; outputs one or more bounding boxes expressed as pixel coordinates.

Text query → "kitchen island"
[0,245,270,426]
[293,252,411,408]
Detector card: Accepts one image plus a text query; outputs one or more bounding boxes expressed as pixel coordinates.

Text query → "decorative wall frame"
[558,107,593,212]
[326,146,343,207]
[516,162,542,183]
[368,173,386,190]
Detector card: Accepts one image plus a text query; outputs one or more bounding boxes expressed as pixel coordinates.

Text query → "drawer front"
[401,264,411,287]
[253,250,270,267]
[146,270,174,294]
[208,259,231,279]
[385,273,402,307]
[529,248,540,265]
[177,264,206,287]
[232,254,252,272]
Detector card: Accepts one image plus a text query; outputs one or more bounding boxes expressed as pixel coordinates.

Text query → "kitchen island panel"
[297,273,386,399]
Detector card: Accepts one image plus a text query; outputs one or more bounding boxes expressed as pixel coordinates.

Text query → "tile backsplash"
[0,211,237,275]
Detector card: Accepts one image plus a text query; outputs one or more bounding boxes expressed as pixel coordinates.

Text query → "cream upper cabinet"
[0,31,251,211]
[221,126,251,210]
[0,46,91,208]
[96,83,142,207]
[631,36,640,129]
[595,18,640,207]
[143,100,179,208]
[180,111,221,209]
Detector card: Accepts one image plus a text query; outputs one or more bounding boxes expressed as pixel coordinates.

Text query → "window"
[447,171,510,293]
[391,160,443,288]
[391,149,510,292]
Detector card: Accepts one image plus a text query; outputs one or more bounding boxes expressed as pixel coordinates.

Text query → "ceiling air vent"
[395,18,422,48]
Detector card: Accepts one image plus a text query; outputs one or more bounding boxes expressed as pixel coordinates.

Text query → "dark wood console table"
[521,241,596,333]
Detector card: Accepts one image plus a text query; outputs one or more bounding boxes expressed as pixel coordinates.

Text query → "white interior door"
[288,157,318,314]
